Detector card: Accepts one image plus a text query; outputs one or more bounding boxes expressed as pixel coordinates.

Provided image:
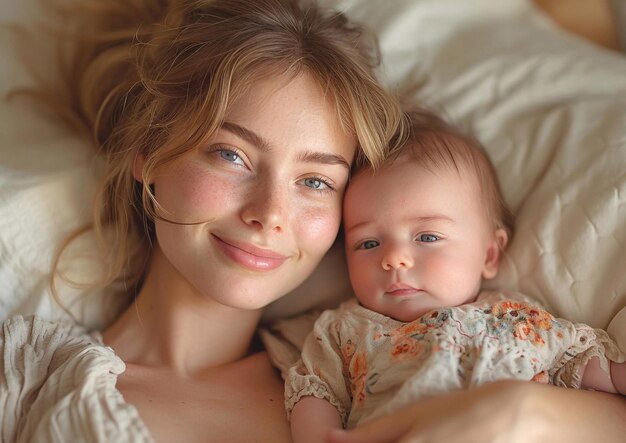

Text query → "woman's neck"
[102,247,263,377]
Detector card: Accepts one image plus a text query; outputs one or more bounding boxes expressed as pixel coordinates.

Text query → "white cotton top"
[0,315,154,443]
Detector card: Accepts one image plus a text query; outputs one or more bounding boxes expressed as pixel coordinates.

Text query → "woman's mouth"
[212,234,287,271]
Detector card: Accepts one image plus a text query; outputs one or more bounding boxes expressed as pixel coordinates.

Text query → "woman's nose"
[381,244,414,271]
[240,178,286,233]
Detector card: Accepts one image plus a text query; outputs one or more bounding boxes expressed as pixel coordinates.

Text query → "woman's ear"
[482,228,509,279]
[133,152,145,183]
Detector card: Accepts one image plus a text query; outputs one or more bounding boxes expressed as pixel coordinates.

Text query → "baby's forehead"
[343,160,491,234]
[346,155,487,217]
[351,153,479,187]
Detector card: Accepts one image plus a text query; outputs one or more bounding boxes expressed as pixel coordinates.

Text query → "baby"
[286,109,626,442]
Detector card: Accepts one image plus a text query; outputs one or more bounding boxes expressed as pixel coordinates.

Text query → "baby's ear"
[133,152,146,183]
[482,228,508,279]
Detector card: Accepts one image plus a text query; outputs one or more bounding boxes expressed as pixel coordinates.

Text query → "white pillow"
[1,0,625,354]
[0,0,122,329]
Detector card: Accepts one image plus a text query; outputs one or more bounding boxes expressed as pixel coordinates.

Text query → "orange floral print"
[342,340,356,361]
[531,371,549,384]
[513,322,545,345]
[489,300,555,346]
[395,321,429,338]
[349,352,368,406]
[390,336,422,362]
[385,319,431,346]
[527,308,554,331]
[313,365,322,378]
[342,340,357,375]
[491,300,527,317]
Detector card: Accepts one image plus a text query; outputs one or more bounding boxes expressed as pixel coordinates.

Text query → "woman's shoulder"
[2,313,92,341]
[0,313,117,394]
[0,313,127,380]
[1,314,100,362]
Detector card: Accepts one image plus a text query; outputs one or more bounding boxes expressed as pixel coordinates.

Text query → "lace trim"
[549,325,623,389]
[285,372,348,427]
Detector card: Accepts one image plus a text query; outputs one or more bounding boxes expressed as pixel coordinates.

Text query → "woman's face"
[149,73,356,310]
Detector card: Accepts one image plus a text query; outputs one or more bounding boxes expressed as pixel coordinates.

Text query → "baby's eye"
[218,149,245,166]
[417,234,439,243]
[359,240,380,250]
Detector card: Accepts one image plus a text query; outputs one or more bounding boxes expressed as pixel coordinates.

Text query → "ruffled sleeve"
[0,315,94,442]
[284,307,353,427]
[550,324,625,389]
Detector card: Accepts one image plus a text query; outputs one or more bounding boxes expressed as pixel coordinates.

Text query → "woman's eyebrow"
[221,121,272,152]
[222,121,350,170]
[297,151,350,171]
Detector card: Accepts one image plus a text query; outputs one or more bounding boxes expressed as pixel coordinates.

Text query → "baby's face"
[343,158,503,322]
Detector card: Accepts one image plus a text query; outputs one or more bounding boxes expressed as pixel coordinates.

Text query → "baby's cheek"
[427,253,479,299]
[346,254,378,300]
[349,271,372,302]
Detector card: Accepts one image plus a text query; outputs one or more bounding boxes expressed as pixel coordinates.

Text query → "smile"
[212,234,288,271]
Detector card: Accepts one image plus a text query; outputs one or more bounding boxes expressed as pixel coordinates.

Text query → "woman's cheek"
[156,163,237,222]
[295,203,342,255]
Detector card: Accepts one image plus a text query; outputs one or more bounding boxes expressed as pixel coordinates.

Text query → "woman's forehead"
[222,73,357,160]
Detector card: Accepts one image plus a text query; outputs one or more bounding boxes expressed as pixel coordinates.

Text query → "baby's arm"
[291,396,343,443]
[286,308,353,442]
[582,357,626,395]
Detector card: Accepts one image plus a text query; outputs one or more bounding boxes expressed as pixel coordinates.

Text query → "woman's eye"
[218,149,245,165]
[302,177,333,191]
[359,240,380,250]
[417,234,439,243]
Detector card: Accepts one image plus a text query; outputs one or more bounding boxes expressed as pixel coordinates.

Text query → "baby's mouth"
[385,283,421,296]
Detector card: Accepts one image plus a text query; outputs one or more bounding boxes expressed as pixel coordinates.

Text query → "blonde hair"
[48,0,403,304]
[372,108,514,237]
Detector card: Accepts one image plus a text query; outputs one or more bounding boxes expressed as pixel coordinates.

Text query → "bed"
[1,0,625,370]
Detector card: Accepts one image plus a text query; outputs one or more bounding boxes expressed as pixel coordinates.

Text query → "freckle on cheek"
[164,165,233,220]
[301,209,341,247]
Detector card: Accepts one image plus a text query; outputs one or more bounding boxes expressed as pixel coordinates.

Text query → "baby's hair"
[364,108,515,238]
[45,0,403,306]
